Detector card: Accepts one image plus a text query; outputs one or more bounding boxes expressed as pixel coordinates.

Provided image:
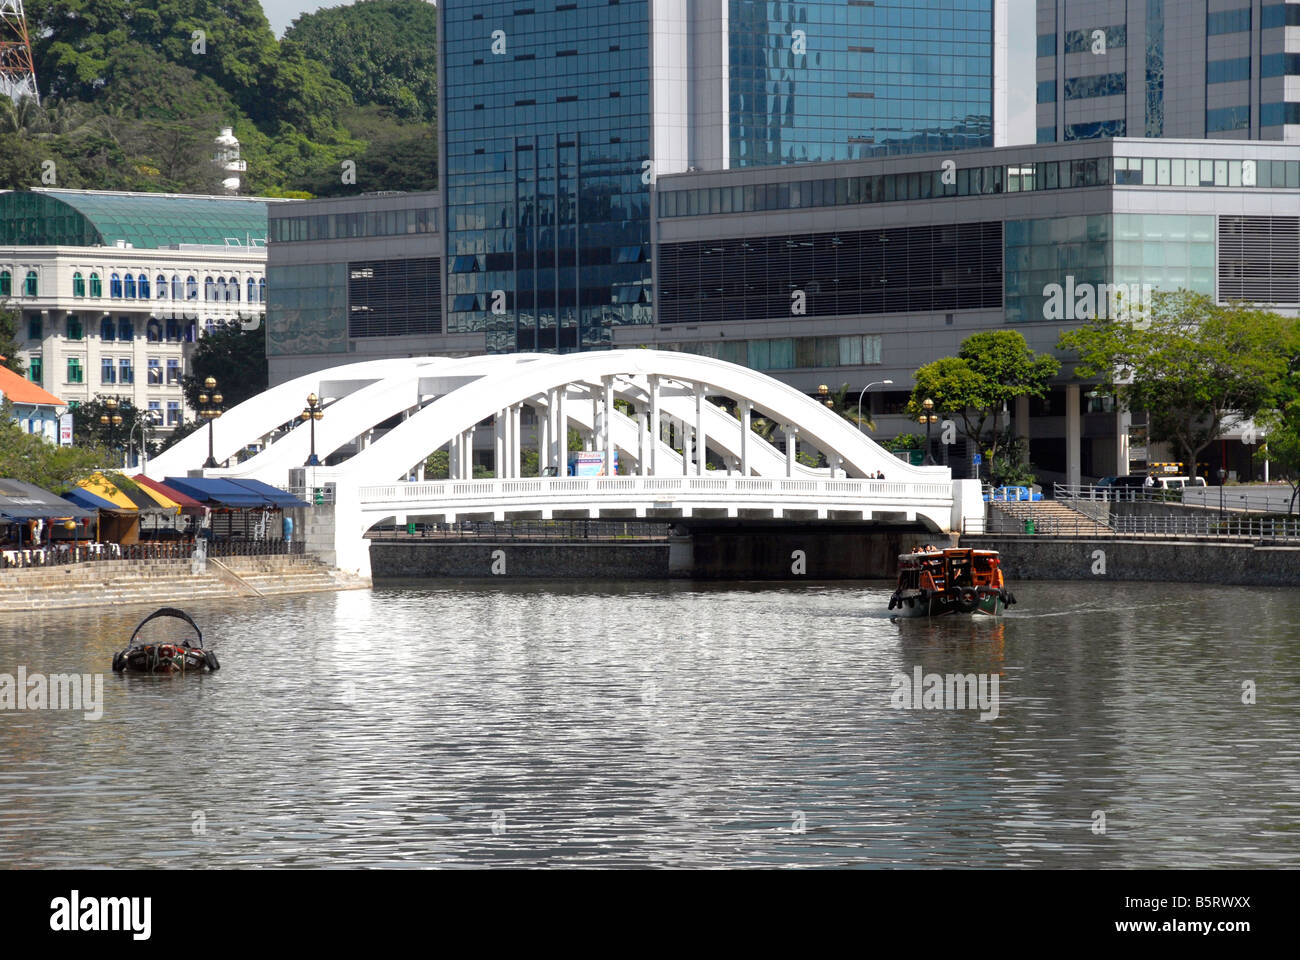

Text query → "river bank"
[0,554,369,613]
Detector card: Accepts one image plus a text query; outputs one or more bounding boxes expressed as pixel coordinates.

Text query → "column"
[694,384,707,476]
[1015,395,1030,444]
[682,423,691,476]
[1114,407,1131,478]
[648,375,661,476]
[538,402,550,477]
[448,436,458,480]
[829,454,842,479]
[494,411,506,478]
[636,401,648,476]
[554,386,566,475]
[1065,383,1081,488]
[510,403,522,478]
[739,400,752,477]
[785,425,798,477]
[603,376,615,476]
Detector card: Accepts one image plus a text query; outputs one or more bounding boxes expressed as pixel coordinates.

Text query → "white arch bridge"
[146,351,982,576]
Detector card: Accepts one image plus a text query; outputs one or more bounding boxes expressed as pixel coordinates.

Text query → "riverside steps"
[0,553,368,612]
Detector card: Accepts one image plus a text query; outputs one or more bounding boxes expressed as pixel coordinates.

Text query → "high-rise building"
[1036,0,1300,143]
[437,1,1009,354]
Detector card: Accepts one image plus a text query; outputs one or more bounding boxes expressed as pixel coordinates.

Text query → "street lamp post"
[99,397,124,467]
[302,393,325,466]
[856,379,894,433]
[198,376,224,469]
[921,397,937,465]
[130,409,162,472]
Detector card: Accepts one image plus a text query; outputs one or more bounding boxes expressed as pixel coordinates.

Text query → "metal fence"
[965,512,1300,543]
[0,538,304,569]
[1055,482,1298,514]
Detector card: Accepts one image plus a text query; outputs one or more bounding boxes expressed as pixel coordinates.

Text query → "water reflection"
[0,579,1296,868]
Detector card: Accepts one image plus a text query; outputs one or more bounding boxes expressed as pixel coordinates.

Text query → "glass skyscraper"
[1037,0,1300,143]
[439,0,1007,353]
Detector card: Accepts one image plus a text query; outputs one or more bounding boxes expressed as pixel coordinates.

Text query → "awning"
[61,488,119,513]
[226,478,310,508]
[0,478,97,521]
[132,475,206,515]
[162,476,273,508]
[76,472,174,514]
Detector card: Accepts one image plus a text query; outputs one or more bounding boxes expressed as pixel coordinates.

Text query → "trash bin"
[406,521,416,535]
[313,487,324,506]
[1024,518,1036,535]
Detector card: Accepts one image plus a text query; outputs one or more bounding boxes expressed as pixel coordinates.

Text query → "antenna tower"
[0,0,39,105]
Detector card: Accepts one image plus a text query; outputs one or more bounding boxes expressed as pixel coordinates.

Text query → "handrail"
[0,539,305,568]
[1055,482,1297,514]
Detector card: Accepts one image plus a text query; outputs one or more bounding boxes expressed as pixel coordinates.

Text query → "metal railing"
[0,538,304,569]
[965,512,1300,543]
[1055,482,1298,514]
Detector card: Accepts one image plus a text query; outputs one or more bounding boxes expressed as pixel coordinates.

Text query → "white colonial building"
[0,188,278,436]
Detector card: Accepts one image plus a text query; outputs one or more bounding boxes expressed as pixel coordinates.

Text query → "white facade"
[2,244,267,434]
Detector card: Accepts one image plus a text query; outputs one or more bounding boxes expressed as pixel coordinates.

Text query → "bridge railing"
[358,475,954,503]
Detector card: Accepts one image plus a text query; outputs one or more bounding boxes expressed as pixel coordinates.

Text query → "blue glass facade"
[441,1,653,353]
[727,0,995,165]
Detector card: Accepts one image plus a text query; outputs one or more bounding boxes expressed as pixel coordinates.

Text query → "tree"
[1059,291,1300,477]
[0,303,23,373]
[182,323,267,411]
[908,331,1058,479]
[1258,406,1300,513]
[69,395,149,465]
[0,402,103,490]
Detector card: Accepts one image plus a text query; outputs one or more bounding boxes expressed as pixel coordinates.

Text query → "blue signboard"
[971,453,983,465]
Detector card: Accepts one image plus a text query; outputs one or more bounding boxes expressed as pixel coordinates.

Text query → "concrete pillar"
[555,386,567,475]
[448,435,457,479]
[694,384,707,476]
[785,425,798,477]
[682,423,691,476]
[648,375,661,476]
[538,402,549,477]
[510,403,521,478]
[1066,383,1082,488]
[603,376,615,476]
[1015,395,1030,444]
[829,454,842,479]
[494,411,506,479]
[739,401,752,476]
[636,401,648,476]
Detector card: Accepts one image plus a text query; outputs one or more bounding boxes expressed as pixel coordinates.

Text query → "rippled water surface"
[1,580,1297,868]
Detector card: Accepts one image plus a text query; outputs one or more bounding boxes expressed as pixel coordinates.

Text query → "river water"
[0,580,1296,869]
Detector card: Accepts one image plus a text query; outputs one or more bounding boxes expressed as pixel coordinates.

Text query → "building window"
[118,317,133,340]
[66,357,83,384]
[27,357,42,385]
[101,356,116,384]
[1036,33,1056,57]
[100,316,115,341]
[186,276,198,300]
[148,400,161,423]
[247,278,257,302]
[72,272,85,297]
[1207,57,1251,84]
[147,357,162,385]
[110,273,122,298]
[138,274,150,298]
[165,319,181,341]
[89,272,102,298]
[166,401,181,426]
[1064,73,1126,100]
[23,270,37,297]
[228,277,239,302]
[1262,3,1300,28]
[0,270,9,296]
[124,273,136,299]
[27,316,41,340]
[119,357,134,384]
[171,275,182,299]
[166,357,181,384]
[347,258,442,338]
[1207,7,1251,35]
[66,316,83,340]
[205,276,216,300]
[155,274,167,299]
[258,278,266,302]
[1037,81,1056,104]
[185,321,197,343]
[1207,105,1250,132]
[146,319,162,342]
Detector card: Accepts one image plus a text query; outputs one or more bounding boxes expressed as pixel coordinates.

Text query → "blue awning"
[226,478,309,508]
[0,479,97,521]
[162,476,272,508]
[60,488,117,513]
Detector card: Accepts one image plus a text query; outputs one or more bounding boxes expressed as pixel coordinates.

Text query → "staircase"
[217,555,370,596]
[985,499,1113,536]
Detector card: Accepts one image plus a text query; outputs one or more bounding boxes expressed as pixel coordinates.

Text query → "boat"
[112,607,220,673]
[888,546,1016,618]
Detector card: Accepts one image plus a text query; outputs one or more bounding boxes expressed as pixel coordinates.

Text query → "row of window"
[1,269,265,301]
[1037,25,1128,57]
[658,335,883,373]
[270,206,438,244]
[51,356,182,389]
[659,152,1300,219]
[32,316,200,343]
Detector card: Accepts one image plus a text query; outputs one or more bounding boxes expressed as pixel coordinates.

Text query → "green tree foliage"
[6,0,441,196]
[0,401,103,490]
[283,0,438,122]
[909,331,1058,479]
[0,303,24,373]
[180,322,267,411]
[1059,291,1300,477]
[69,394,148,465]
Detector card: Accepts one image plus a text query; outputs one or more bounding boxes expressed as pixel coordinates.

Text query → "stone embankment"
[0,554,369,612]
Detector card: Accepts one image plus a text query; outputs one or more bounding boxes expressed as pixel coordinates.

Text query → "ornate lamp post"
[99,397,124,467]
[130,408,162,472]
[856,379,894,433]
[302,393,325,466]
[921,397,938,465]
[198,376,224,469]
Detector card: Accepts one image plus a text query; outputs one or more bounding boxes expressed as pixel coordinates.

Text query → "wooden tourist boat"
[888,546,1016,618]
[112,607,220,673]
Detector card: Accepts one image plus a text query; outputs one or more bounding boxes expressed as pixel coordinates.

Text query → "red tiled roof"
[0,366,64,407]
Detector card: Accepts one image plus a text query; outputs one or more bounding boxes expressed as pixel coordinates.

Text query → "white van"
[1155,475,1206,490]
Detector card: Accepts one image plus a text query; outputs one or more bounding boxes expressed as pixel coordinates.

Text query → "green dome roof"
[0,190,270,249]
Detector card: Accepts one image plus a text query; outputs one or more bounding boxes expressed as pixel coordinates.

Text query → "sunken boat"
[112,608,220,673]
